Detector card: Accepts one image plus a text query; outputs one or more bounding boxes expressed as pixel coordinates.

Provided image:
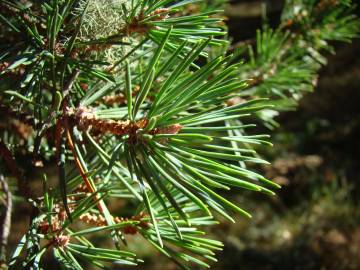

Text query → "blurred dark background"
[215,1,360,269]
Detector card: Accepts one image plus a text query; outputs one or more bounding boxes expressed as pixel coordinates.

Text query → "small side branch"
[0,175,12,267]
[64,118,104,213]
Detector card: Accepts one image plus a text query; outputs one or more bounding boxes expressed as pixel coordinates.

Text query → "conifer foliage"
[0,0,358,269]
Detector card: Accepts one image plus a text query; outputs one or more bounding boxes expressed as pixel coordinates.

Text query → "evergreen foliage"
[0,0,358,269]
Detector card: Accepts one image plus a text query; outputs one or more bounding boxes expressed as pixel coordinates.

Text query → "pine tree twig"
[33,69,80,155]
[0,175,12,268]
[64,117,104,213]
[62,69,81,99]
[54,69,81,221]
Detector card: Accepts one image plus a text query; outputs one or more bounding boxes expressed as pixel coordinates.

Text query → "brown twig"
[62,70,81,99]
[33,69,81,157]
[0,175,12,267]
[64,117,104,213]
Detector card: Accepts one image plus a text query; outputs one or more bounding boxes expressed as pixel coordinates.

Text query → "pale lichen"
[78,0,130,40]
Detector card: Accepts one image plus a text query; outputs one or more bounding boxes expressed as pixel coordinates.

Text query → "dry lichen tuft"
[78,0,130,40]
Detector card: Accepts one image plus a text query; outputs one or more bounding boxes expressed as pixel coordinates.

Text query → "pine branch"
[0,0,358,269]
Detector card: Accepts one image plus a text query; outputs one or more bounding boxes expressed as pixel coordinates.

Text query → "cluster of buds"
[122,212,150,235]
[72,106,148,136]
[79,212,149,235]
[38,219,70,247]
[37,220,60,235]
[53,234,70,247]
[37,216,69,247]
[79,213,107,227]
[36,201,78,247]
[150,124,183,136]
[37,203,75,235]
[148,8,170,20]
[68,104,183,144]
[125,8,170,35]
